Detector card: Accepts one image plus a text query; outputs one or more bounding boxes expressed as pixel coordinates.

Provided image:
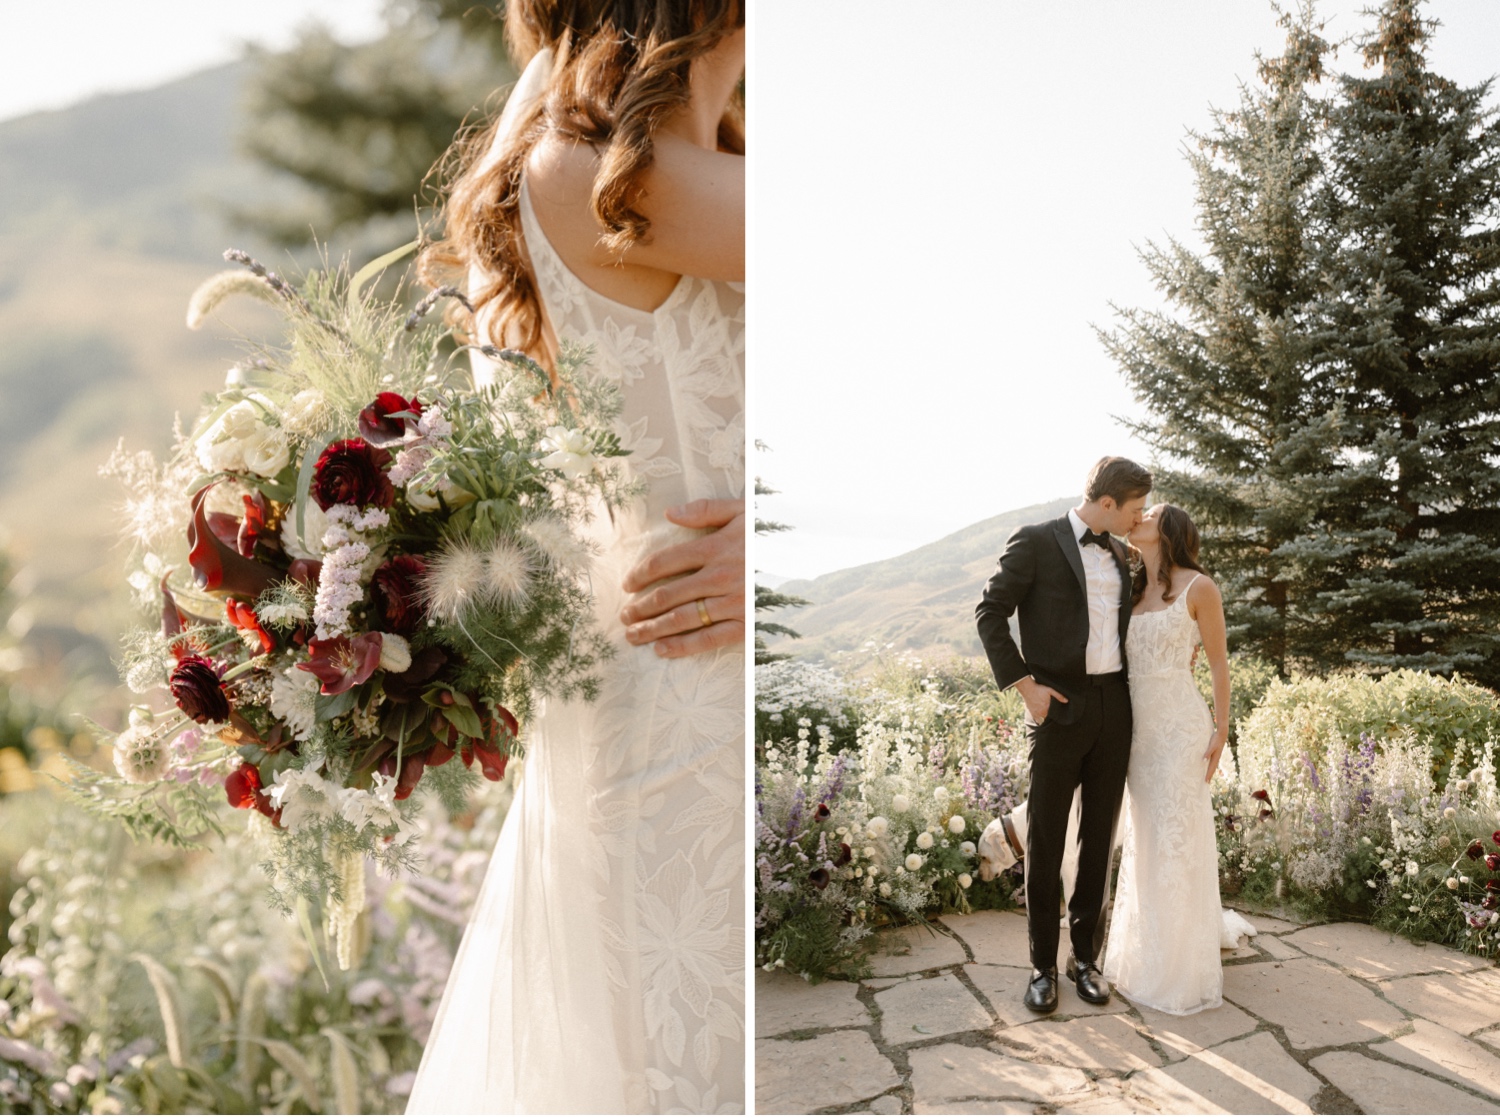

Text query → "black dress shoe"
[1065,954,1111,1005]
[1023,967,1059,1013]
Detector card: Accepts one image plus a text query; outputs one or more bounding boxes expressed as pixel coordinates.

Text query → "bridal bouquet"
[74,247,634,949]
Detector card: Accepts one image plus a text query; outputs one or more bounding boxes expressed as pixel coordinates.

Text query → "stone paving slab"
[940,909,1068,970]
[754,970,869,1037]
[1287,922,1494,981]
[912,1102,1040,1115]
[867,924,971,976]
[999,1012,1162,1073]
[1133,1001,1258,1062]
[1371,1017,1500,1102]
[1380,967,1500,1035]
[906,1042,1089,1106]
[1055,1079,1164,1114]
[874,972,992,1045]
[1126,1031,1319,1114]
[1259,935,1304,961]
[1310,1049,1500,1115]
[1223,957,1407,1049]
[1235,913,1306,935]
[756,1030,901,1114]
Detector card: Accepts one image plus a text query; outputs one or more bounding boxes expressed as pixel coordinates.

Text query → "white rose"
[948,815,966,835]
[378,633,412,674]
[862,846,877,860]
[959,841,976,857]
[916,832,934,851]
[958,873,973,889]
[891,794,911,814]
[904,853,923,871]
[865,817,889,839]
[281,502,332,560]
[242,428,290,478]
[1406,860,1419,876]
[284,388,326,432]
[879,883,892,897]
[196,432,247,474]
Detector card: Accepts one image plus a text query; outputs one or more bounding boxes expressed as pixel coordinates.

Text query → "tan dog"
[978,789,1122,922]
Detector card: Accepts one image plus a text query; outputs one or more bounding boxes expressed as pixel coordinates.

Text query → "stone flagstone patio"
[755,909,1500,1114]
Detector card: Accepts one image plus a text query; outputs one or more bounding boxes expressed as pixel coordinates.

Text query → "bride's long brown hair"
[1131,505,1209,606]
[420,0,746,360]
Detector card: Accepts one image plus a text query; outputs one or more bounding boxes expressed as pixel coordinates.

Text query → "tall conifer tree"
[1315,0,1500,686]
[1103,4,1336,675]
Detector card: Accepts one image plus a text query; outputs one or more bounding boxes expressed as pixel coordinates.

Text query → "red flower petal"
[298,633,384,695]
[187,485,278,598]
[225,763,263,809]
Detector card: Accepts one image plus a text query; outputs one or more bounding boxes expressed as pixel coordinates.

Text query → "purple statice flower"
[1301,752,1322,792]
[785,787,807,840]
[815,753,850,807]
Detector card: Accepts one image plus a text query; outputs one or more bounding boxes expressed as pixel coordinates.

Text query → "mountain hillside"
[771,496,1077,661]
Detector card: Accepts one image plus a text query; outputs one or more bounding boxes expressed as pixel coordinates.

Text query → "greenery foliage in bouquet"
[72,246,636,942]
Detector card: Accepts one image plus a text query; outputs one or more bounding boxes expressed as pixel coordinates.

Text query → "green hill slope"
[772,496,1077,661]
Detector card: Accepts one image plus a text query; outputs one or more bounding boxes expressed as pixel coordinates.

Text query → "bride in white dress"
[1102,504,1255,1015]
[406,3,745,1112]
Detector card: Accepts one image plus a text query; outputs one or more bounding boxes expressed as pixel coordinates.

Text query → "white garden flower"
[865,816,889,839]
[268,769,340,833]
[916,832,934,851]
[270,668,319,740]
[958,873,973,889]
[879,883,892,897]
[1447,878,1460,890]
[862,846,877,860]
[338,773,411,838]
[1461,875,1472,884]
[378,633,412,674]
[281,502,332,560]
[1406,860,1419,876]
[1380,859,1393,870]
[242,428,290,478]
[1362,836,1372,845]
[904,854,923,871]
[891,794,911,814]
[948,815,966,835]
[1444,807,1457,819]
[539,425,598,479]
[960,841,976,857]
[933,786,950,803]
[112,723,169,784]
[283,388,328,435]
[1367,879,1378,888]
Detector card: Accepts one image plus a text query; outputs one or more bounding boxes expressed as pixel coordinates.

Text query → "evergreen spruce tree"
[753,444,809,665]
[1315,0,1500,687]
[235,1,512,247]
[1103,4,1339,676]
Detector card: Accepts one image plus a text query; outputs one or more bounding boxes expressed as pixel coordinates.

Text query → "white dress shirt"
[1068,509,1124,674]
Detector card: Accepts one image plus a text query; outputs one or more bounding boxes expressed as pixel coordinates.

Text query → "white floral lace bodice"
[410,178,744,1115]
[1125,584,1201,678]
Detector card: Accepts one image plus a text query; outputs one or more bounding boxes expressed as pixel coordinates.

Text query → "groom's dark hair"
[1084,457,1153,505]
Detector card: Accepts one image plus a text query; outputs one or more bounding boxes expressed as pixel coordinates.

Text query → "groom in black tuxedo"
[974,457,1152,1013]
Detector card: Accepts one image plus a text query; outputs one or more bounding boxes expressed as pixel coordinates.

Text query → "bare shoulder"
[524,135,601,240]
[1185,572,1222,615]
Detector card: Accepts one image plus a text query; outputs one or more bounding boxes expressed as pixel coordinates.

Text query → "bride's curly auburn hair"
[420,0,745,360]
[1131,504,1208,606]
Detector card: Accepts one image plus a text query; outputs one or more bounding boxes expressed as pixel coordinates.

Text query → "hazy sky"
[751,1,1500,582]
[0,1,385,122]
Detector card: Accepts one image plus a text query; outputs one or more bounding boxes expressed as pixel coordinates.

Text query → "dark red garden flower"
[814,803,831,821]
[170,654,231,724]
[237,491,274,558]
[808,868,831,890]
[224,762,280,822]
[1493,830,1500,847]
[226,598,274,655]
[186,485,277,598]
[369,555,427,635]
[1223,813,1239,832]
[1468,840,1486,860]
[835,842,852,867]
[298,634,384,696]
[1258,807,1274,821]
[1250,789,1271,803]
[1487,854,1500,873]
[310,438,394,511]
[358,392,423,447]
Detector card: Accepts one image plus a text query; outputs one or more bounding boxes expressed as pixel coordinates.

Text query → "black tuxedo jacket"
[974,515,1132,725]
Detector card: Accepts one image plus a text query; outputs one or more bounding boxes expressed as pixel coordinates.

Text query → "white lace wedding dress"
[1101,575,1255,1015]
[405,177,745,1114]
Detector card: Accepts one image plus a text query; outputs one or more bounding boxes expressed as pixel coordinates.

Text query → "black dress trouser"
[1023,675,1132,971]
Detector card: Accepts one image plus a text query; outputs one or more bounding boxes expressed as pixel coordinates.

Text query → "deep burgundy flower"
[814,803,831,821]
[1485,894,1499,911]
[226,598,274,655]
[298,634,384,696]
[170,654,231,724]
[238,491,274,558]
[808,868,831,890]
[1493,830,1500,846]
[310,439,394,511]
[1487,853,1500,873]
[1258,807,1274,822]
[225,762,262,809]
[1250,789,1271,803]
[358,392,423,447]
[835,842,852,867]
[1488,879,1500,892]
[1468,840,1486,860]
[370,555,428,635]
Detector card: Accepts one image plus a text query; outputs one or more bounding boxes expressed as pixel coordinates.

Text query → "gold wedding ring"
[695,598,713,628]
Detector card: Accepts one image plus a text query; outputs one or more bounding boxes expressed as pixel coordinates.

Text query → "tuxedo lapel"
[1053,518,1087,600]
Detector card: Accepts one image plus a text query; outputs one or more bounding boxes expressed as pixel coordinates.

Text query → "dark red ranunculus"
[1250,789,1271,803]
[358,392,423,447]
[1469,840,1487,860]
[170,654,231,724]
[298,633,384,696]
[1493,830,1500,846]
[370,555,428,635]
[1488,853,1500,873]
[310,438,394,511]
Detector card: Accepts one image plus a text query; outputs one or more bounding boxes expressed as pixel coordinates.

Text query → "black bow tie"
[1080,529,1113,550]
